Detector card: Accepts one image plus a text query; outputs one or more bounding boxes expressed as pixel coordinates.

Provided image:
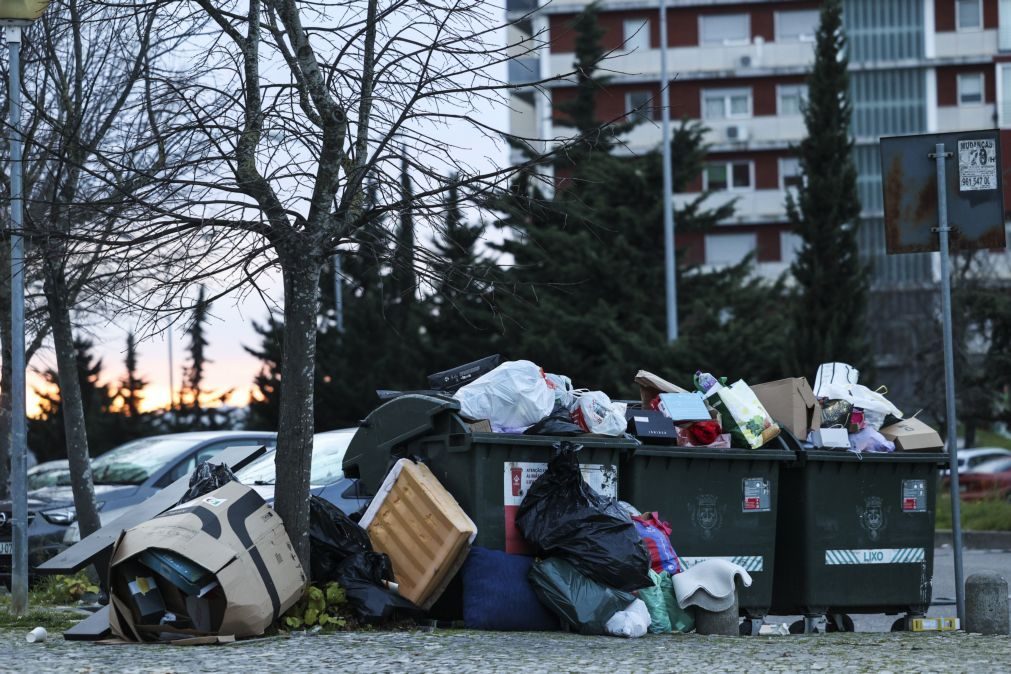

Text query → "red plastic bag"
[632,513,683,576]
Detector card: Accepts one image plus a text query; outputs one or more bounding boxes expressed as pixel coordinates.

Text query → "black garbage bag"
[308,496,372,583]
[528,557,634,635]
[177,462,237,505]
[524,402,584,437]
[335,551,425,624]
[516,443,651,592]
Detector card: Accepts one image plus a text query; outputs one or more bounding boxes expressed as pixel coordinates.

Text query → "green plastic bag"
[639,570,672,634]
[659,572,695,633]
[528,557,635,635]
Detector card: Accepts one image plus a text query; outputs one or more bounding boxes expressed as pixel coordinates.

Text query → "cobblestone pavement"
[2,628,1010,673]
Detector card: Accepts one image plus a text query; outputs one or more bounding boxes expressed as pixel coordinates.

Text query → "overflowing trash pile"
[55,355,945,644]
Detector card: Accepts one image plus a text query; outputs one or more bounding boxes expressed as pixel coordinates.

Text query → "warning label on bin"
[503,462,617,554]
[958,138,998,191]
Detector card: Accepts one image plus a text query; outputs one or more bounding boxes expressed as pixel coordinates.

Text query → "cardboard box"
[880,417,943,452]
[752,377,821,439]
[634,370,689,407]
[108,481,306,642]
[361,459,477,610]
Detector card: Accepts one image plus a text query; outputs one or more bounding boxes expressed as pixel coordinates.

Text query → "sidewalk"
[2,627,1008,673]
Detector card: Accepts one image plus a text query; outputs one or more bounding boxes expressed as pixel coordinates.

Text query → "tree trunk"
[273,255,322,570]
[42,257,102,538]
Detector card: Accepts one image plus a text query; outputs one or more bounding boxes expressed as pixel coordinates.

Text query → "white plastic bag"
[818,382,903,419]
[454,360,554,429]
[813,362,860,398]
[545,373,576,410]
[572,391,627,436]
[604,599,650,638]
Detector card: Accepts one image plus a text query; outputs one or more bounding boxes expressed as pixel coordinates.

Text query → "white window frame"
[625,90,653,122]
[778,157,803,190]
[774,10,819,42]
[776,84,809,116]
[699,13,750,46]
[956,0,983,31]
[957,72,985,105]
[703,160,755,192]
[622,18,651,51]
[701,87,753,120]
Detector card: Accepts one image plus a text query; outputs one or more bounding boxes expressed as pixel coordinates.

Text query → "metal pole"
[658,0,677,342]
[933,142,965,626]
[332,254,344,334]
[167,324,175,409]
[6,24,28,616]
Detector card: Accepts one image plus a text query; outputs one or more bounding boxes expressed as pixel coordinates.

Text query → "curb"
[935,530,1011,550]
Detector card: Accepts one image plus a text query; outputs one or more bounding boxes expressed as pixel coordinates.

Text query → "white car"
[946,447,1011,475]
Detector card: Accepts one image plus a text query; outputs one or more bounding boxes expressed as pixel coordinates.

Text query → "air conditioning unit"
[726,125,749,142]
[738,55,752,68]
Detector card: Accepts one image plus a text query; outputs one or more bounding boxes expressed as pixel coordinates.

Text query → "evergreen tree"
[786,0,868,380]
[423,178,503,370]
[180,287,210,426]
[118,333,148,420]
[28,338,117,461]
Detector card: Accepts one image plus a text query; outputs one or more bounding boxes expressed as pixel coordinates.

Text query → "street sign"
[880,130,1007,254]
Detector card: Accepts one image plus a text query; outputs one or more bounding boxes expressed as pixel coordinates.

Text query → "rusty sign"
[880,130,1007,255]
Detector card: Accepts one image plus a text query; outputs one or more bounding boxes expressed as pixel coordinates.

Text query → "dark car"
[236,428,370,516]
[953,457,1011,502]
[0,431,275,585]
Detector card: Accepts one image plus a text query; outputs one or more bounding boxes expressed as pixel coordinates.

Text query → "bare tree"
[72,0,596,567]
[0,1,201,533]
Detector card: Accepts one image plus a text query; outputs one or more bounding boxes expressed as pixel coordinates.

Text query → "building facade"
[508,0,1011,402]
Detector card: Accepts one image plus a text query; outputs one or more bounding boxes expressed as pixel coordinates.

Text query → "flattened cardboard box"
[751,377,821,440]
[361,459,476,610]
[108,481,306,642]
[634,369,689,408]
[880,417,943,452]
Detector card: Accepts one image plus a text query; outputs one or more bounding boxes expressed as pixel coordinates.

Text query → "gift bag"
[704,380,780,449]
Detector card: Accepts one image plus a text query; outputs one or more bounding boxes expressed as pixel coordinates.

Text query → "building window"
[1000,64,1011,125]
[779,157,803,189]
[700,14,750,46]
[625,90,653,122]
[958,72,984,105]
[704,161,753,191]
[957,0,983,30]
[775,10,819,42]
[777,84,808,115]
[623,18,650,51]
[705,232,758,265]
[702,88,752,119]
[779,232,802,265]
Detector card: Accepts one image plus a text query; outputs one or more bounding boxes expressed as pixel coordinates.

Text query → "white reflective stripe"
[824,548,926,565]
[680,555,764,572]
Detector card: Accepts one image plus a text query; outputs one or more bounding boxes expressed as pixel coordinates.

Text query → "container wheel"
[825,613,854,632]
[788,620,806,634]
[890,617,907,632]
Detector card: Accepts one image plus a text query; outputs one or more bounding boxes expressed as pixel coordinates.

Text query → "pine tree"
[180,286,211,426]
[119,333,148,420]
[28,338,117,461]
[786,0,869,380]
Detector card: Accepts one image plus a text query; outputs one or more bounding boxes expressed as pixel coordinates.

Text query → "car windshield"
[58,437,198,486]
[971,458,1011,474]
[237,430,356,486]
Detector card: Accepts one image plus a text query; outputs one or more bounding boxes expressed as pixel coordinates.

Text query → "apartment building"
[507,0,1011,404]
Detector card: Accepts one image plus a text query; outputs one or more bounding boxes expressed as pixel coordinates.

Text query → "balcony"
[934,29,998,59]
[936,105,997,133]
[585,115,806,154]
[673,189,790,225]
[548,40,815,81]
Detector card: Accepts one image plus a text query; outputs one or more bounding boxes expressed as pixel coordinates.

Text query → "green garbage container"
[343,394,639,552]
[618,442,795,622]
[771,448,944,627]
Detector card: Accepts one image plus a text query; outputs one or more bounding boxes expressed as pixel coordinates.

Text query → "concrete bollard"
[965,572,1010,635]
[695,593,740,636]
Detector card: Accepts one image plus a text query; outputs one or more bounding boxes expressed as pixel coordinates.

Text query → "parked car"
[27,460,70,491]
[0,431,275,585]
[942,447,1011,476]
[236,428,370,516]
[951,457,1011,502]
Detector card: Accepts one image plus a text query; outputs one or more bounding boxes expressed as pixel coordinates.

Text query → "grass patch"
[0,597,82,632]
[936,494,1011,531]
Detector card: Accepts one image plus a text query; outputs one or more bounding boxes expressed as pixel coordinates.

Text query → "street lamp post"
[2,0,50,616]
